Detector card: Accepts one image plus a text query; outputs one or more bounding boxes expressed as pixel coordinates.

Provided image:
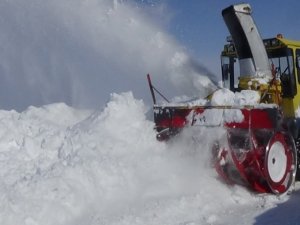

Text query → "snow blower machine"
[148,3,300,194]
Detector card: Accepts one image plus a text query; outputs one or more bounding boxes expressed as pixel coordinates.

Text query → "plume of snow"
[0,0,216,111]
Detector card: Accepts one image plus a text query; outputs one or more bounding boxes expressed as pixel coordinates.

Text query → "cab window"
[268,48,296,97]
[296,49,300,84]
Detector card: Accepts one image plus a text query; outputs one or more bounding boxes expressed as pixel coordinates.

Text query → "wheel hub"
[267,141,287,183]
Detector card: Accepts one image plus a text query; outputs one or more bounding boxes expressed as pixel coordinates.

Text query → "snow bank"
[0,92,286,225]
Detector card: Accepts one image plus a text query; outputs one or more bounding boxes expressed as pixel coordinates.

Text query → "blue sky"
[135,0,300,76]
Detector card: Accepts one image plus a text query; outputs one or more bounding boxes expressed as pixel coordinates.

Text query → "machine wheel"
[264,132,297,194]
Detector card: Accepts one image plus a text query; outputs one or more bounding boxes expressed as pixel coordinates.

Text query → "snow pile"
[161,88,261,109]
[211,89,260,106]
[211,88,235,106]
[0,92,288,225]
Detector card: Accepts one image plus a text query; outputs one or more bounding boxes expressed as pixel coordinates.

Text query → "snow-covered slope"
[0,92,297,225]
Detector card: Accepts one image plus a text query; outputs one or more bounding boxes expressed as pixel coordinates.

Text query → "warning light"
[276,34,283,39]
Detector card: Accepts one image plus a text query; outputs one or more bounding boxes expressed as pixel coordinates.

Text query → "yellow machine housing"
[221,36,300,118]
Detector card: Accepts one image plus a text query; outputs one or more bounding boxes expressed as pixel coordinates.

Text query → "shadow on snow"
[254,189,300,225]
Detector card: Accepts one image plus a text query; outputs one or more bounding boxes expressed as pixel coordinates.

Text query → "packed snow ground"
[1,92,299,225]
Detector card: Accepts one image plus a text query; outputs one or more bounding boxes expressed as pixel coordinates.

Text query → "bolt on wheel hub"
[267,141,287,183]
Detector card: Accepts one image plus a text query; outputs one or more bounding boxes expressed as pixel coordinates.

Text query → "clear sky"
[134,0,300,76]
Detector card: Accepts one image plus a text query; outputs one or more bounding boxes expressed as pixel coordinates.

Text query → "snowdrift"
[0,92,288,225]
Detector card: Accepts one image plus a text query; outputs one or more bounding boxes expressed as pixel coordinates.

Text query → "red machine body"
[153,105,296,194]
